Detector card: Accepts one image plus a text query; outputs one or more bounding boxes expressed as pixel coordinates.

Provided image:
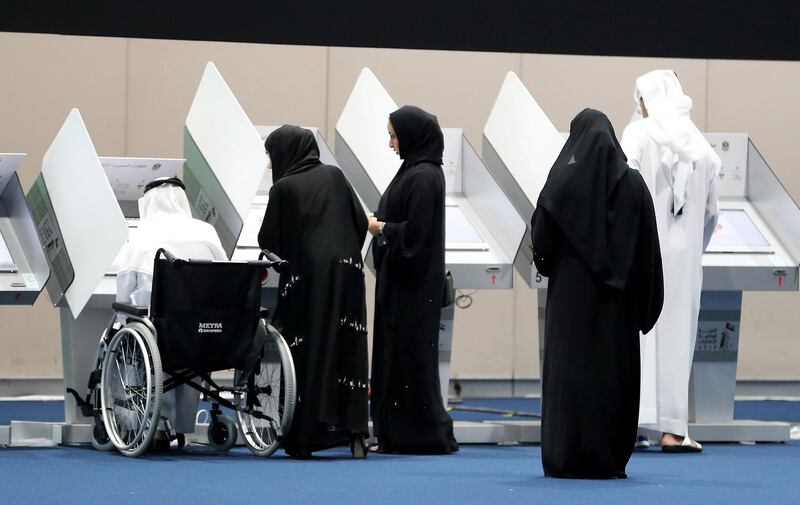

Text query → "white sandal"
[662,435,702,453]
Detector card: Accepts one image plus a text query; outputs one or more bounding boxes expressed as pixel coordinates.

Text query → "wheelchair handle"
[156,248,179,263]
[155,247,286,270]
[258,249,288,271]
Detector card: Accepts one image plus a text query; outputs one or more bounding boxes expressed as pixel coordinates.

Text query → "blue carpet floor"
[0,442,798,504]
[2,399,800,504]
[2,397,800,424]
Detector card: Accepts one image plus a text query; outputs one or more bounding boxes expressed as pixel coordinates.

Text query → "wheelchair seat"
[149,251,266,372]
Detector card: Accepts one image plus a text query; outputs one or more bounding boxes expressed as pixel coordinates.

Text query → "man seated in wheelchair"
[115,176,228,449]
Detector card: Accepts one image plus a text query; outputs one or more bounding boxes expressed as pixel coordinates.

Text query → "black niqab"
[265,125,321,184]
[536,108,640,289]
[531,108,664,478]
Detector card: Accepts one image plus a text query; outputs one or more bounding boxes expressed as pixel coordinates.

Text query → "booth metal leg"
[59,306,111,426]
[6,306,109,446]
[537,289,547,377]
[482,289,546,443]
[439,304,455,407]
[688,291,790,442]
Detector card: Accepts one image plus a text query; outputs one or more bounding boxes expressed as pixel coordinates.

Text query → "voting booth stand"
[8,109,129,446]
[335,68,525,444]
[483,72,800,443]
[0,154,50,446]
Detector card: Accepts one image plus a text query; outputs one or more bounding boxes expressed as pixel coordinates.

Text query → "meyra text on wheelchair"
[69,248,297,457]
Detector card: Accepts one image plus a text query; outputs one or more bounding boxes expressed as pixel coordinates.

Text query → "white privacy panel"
[484,71,565,214]
[41,109,128,317]
[336,68,400,195]
[185,62,266,219]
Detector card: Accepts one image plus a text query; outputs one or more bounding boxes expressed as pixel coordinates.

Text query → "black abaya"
[258,125,369,456]
[532,109,663,478]
[371,106,458,454]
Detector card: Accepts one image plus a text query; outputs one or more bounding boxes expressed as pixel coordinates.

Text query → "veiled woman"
[367,106,458,455]
[532,109,664,478]
[258,125,369,458]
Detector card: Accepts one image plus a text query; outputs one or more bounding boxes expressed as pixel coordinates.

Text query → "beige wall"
[1,32,798,381]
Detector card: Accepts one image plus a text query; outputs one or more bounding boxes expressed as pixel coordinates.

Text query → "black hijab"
[265,125,321,184]
[388,105,444,166]
[536,108,641,289]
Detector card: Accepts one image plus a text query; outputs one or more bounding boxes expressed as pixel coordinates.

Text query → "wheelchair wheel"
[90,419,113,451]
[100,321,163,457]
[237,325,296,457]
[208,412,237,452]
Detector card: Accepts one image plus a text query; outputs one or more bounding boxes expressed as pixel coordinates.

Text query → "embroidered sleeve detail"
[337,376,369,390]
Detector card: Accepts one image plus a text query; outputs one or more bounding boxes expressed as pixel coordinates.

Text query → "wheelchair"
[68,248,296,457]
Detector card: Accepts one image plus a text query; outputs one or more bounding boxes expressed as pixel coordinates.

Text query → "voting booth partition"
[8,109,129,446]
[183,62,266,259]
[335,68,525,443]
[0,154,49,306]
[483,72,800,443]
[483,72,565,292]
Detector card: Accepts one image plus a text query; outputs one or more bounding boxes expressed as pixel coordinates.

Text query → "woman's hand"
[368,214,384,237]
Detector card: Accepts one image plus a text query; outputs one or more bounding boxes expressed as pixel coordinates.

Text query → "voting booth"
[687,134,800,442]
[10,62,269,446]
[335,68,525,442]
[10,109,129,445]
[0,154,49,305]
[483,71,800,442]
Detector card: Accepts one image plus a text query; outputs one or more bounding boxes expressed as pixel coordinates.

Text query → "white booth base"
[4,417,791,448]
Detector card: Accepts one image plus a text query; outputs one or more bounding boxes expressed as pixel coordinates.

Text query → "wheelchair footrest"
[66,388,94,418]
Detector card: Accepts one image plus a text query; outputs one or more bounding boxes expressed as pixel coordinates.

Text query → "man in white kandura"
[116,177,228,449]
[621,70,721,453]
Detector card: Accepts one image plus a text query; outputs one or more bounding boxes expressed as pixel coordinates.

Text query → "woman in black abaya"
[367,106,458,454]
[532,109,663,478]
[258,125,369,458]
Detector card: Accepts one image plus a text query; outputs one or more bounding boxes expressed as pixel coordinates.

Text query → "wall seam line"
[124,38,131,156]
[325,46,331,141]
[705,59,711,130]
